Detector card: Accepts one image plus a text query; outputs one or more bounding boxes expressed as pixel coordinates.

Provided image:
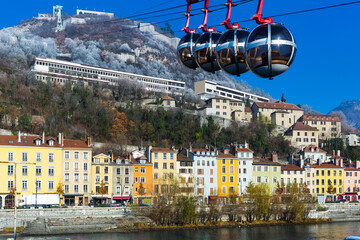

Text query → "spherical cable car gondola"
[215,0,250,76]
[245,0,297,79]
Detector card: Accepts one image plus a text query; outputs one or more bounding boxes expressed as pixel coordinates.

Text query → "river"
[3,221,360,240]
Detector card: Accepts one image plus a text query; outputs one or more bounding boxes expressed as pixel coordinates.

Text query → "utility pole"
[0,161,36,240]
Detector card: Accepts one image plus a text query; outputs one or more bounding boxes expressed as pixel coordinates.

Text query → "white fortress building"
[194,80,269,103]
[32,57,185,95]
[76,9,114,18]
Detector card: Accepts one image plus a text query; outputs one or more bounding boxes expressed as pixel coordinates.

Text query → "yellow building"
[0,133,62,207]
[312,163,344,196]
[91,153,113,204]
[218,150,238,203]
[146,147,177,197]
[62,137,92,206]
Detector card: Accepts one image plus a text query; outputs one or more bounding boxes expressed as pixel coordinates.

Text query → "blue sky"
[0,0,359,113]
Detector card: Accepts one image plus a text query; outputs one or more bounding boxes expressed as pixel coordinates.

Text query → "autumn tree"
[327,181,335,195]
[98,180,108,204]
[110,111,134,144]
[56,181,64,205]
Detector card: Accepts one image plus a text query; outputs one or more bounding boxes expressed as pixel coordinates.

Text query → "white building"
[189,148,218,203]
[230,144,253,195]
[300,146,327,164]
[194,80,269,103]
[32,57,185,95]
[342,133,360,147]
[76,9,114,18]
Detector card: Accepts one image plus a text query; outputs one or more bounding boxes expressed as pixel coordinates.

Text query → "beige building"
[284,122,319,149]
[62,138,92,206]
[146,147,177,197]
[203,97,246,122]
[300,114,341,140]
[251,102,304,126]
[160,95,176,108]
[243,107,252,122]
[281,164,305,188]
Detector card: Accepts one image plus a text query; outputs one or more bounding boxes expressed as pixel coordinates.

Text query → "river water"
[3,221,360,240]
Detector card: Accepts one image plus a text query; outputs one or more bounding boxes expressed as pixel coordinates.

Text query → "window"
[170,163,174,169]
[257,177,261,183]
[141,177,146,183]
[135,167,138,173]
[65,185,69,193]
[22,180,28,191]
[36,166,42,176]
[257,166,261,171]
[96,166,100,174]
[48,153,54,162]
[163,153,167,159]
[96,175,100,183]
[22,152,28,162]
[75,162,79,171]
[84,173,88,181]
[222,186,226,194]
[222,176,226,182]
[230,176,234,183]
[74,173,79,181]
[104,167,108,174]
[74,185,79,193]
[222,159,226,164]
[163,163,167,169]
[264,177,269,183]
[230,166,234,174]
[48,181,54,191]
[154,153,158,159]
[48,166,54,176]
[273,177,277,183]
[36,180,42,191]
[104,176,109,183]
[141,167,145,173]
[154,163,158,169]
[74,152,79,159]
[65,151,69,159]
[83,163,88,171]
[22,166,28,176]
[65,173,69,181]
[170,153,174,160]
[84,185,88,193]
[163,173,167,180]
[222,166,226,174]
[117,168,121,175]
[264,166,268,172]
[273,167,277,172]
[7,180,14,191]
[83,152,88,160]
[135,177,139,183]
[154,173,158,180]
[36,152,42,162]
[8,152,14,162]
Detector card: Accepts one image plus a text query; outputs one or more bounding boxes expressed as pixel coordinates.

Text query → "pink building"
[344,161,360,193]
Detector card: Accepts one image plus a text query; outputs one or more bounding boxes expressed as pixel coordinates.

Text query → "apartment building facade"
[284,122,319,149]
[300,114,341,140]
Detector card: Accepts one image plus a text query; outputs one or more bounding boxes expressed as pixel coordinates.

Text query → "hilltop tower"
[53,5,64,32]
[281,92,286,103]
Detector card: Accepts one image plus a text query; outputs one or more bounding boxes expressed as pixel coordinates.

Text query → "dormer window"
[36,140,41,145]
[49,140,54,146]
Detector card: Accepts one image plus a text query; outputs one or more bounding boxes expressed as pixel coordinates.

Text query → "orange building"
[130,151,153,205]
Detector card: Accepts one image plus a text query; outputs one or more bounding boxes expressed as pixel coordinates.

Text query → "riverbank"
[0,204,359,236]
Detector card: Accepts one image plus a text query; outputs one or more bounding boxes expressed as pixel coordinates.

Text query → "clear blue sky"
[1,0,359,113]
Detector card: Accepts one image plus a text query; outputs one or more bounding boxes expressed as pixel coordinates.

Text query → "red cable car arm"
[251,0,273,24]
[221,0,239,29]
[182,0,199,33]
[199,0,215,32]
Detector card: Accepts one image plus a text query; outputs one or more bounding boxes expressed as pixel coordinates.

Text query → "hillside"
[330,100,360,132]
[1,14,268,97]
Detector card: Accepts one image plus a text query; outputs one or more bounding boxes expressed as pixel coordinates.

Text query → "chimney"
[356,160,360,169]
[300,159,304,168]
[146,146,152,163]
[189,143,192,153]
[18,131,21,143]
[337,150,341,157]
[272,152,278,162]
[58,132,62,145]
[42,131,45,144]
[340,159,344,168]
[186,149,189,157]
[87,136,91,147]
[317,159,321,166]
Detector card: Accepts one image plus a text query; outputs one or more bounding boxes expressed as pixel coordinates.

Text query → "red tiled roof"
[345,167,360,171]
[302,114,341,122]
[289,122,318,131]
[330,155,344,159]
[303,146,326,153]
[177,154,193,161]
[0,135,62,148]
[63,139,91,149]
[253,159,282,166]
[218,152,236,158]
[281,164,304,171]
[192,148,209,153]
[162,95,175,100]
[236,148,253,153]
[151,147,176,152]
[255,102,302,111]
[311,163,343,169]
[245,107,252,112]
